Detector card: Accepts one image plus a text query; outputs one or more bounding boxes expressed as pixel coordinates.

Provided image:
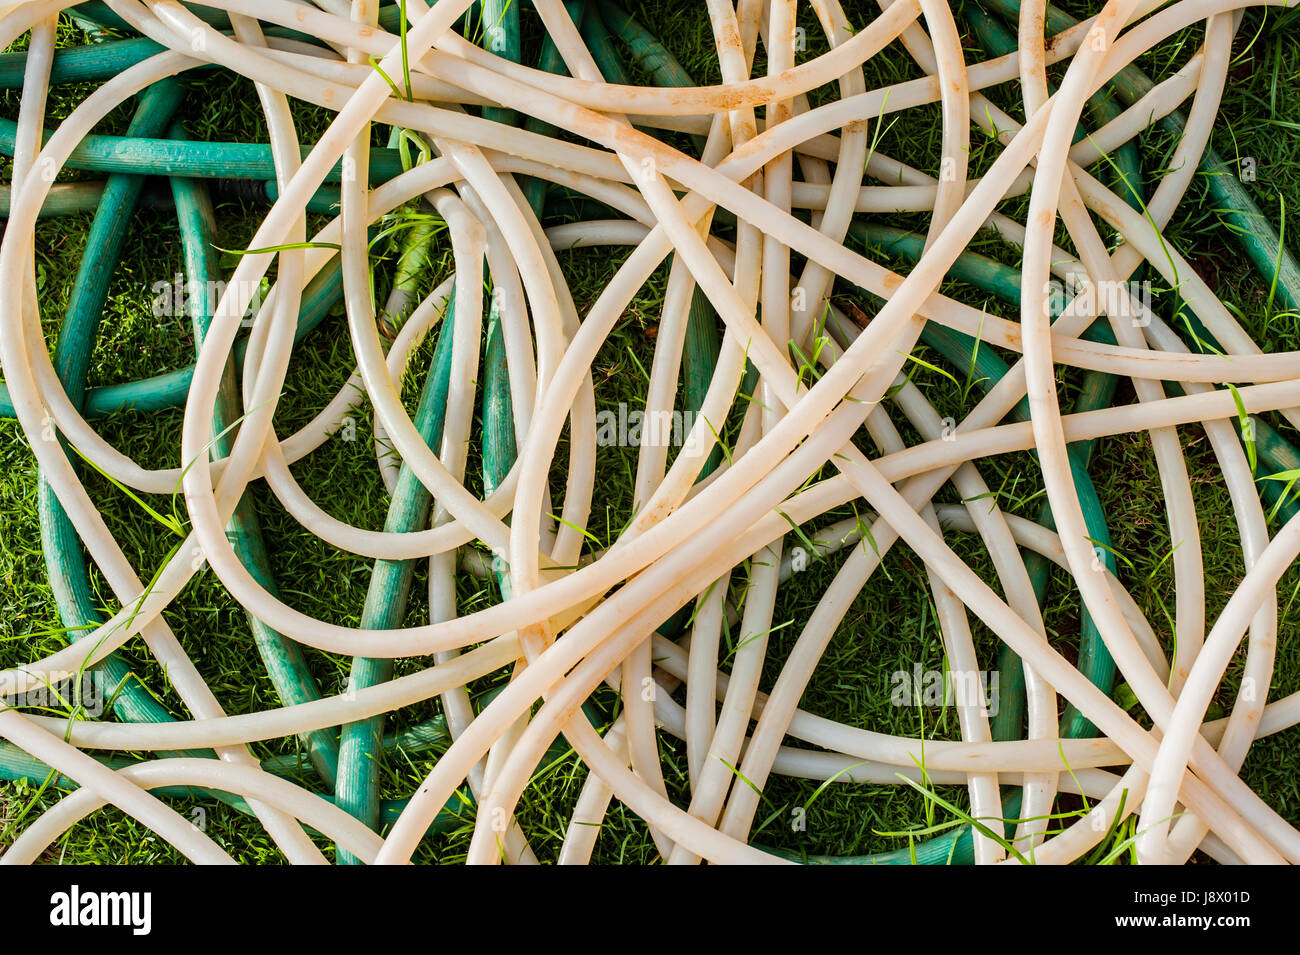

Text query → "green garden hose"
[169,121,340,786]
[336,294,457,863]
[979,0,1300,315]
[38,79,194,732]
[7,0,1300,869]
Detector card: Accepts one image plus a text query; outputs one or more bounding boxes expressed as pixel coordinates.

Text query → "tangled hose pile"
[3,0,1300,865]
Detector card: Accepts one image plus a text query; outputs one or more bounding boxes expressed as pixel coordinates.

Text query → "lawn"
[1,0,1299,863]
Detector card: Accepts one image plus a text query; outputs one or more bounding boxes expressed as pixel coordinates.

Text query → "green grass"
[3,0,1300,863]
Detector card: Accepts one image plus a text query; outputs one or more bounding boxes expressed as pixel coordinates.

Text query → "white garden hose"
[2,0,1300,865]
